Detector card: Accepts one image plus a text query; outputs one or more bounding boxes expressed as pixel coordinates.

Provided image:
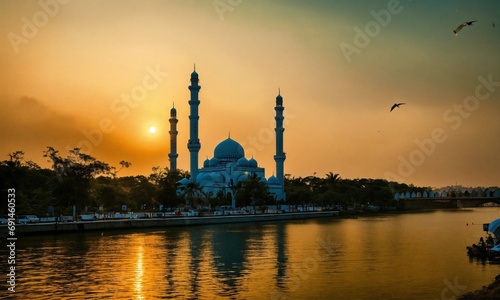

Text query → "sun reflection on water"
[5,210,500,299]
[135,244,144,300]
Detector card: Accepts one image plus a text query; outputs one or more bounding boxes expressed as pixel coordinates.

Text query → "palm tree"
[183,182,201,208]
[325,172,341,188]
[199,189,214,209]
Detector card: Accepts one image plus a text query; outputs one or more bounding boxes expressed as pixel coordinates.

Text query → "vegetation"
[0,148,432,217]
[285,172,411,211]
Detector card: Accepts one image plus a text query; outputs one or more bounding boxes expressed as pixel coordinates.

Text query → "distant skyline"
[1,0,499,188]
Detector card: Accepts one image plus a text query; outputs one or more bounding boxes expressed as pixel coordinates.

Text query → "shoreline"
[2,207,484,236]
[2,211,339,235]
[4,208,500,298]
[458,275,500,299]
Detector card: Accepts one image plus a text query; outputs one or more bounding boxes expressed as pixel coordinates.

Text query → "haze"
[1,0,499,188]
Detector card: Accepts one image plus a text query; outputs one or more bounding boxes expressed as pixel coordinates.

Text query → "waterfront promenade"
[2,211,339,235]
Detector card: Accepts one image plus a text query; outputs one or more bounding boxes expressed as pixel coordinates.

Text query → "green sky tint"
[0,0,499,188]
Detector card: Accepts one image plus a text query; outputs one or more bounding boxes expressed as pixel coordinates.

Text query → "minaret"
[168,103,178,170]
[187,67,201,182]
[274,89,286,199]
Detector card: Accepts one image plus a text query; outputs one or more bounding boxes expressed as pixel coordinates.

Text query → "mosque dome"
[248,157,258,168]
[178,178,190,185]
[201,173,213,182]
[268,175,279,185]
[237,157,249,167]
[260,177,268,184]
[196,173,205,182]
[214,138,244,160]
[237,174,248,183]
[203,158,210,168]
[210,172,225,183]
[209,157,220,167]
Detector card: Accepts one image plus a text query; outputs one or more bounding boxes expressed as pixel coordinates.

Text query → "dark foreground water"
[1,208,500,299]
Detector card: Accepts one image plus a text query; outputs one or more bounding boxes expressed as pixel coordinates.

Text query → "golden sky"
[1,0,499,188]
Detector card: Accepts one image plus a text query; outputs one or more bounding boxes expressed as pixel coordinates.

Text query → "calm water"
[1,208,500,299]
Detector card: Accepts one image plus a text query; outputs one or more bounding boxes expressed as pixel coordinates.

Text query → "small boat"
[466,243,488,258]
[467,218,500,260]
[488,244,500,263]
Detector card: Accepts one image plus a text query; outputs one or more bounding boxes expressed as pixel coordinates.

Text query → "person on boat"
[478,237,486,249]
[487,234,494,247]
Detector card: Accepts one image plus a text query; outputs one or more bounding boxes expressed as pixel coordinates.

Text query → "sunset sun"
[148,126,156,134]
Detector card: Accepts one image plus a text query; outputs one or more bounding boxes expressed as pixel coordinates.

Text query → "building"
[172,68,286,207]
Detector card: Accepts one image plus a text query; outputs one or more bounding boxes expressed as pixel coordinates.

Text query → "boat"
[466,243,489,258]
[466,218,500,261]
[488,244,500,264]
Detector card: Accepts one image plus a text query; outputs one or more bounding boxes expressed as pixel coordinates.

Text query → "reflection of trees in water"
[210,224,270,297]
[161,227,214,298]
[209,223,289,298]
[211,226,252,296]
[163,230,184,296]
[275,222,288,290]
[188,228,207,298]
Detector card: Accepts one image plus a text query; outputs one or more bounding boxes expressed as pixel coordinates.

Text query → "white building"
[172,69,286,206]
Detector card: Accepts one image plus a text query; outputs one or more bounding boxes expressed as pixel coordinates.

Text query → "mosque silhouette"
[170,68,286,207]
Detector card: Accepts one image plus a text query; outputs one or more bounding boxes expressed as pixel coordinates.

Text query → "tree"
[43,147,113,213]
[284,175,314,206]
[182,182,202,208]
[213,189,231,207]
[115,160,132,177]
[0,151,53,215]
[149,167,187,209]
[128,176,157,210]
[90,176,126,212]
[325,172,341,189]
[235,173,274,209]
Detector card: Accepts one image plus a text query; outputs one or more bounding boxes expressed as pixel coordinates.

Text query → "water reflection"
[2,209,500,299]
[134,244,143,299]
[275,223,288,291]
[164,230,181,296]
[187,228,206,298]
[211,226,251,296]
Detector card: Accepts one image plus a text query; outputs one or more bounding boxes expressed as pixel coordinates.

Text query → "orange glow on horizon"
[0,1,499,188]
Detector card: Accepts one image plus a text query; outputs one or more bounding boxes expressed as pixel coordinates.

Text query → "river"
[1,208,499,299]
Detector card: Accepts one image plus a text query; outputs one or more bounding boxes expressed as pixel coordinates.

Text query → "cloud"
[4,95,75,131]
[0,96,83,164]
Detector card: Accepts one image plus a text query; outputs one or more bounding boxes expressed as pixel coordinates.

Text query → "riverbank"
[2,211,339,235]
[458,275,500,299]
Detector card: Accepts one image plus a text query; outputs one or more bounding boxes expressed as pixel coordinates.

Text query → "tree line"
[0,148,430,217]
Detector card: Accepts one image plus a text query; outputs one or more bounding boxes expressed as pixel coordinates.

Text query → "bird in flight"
[453,20,477,35]
[390,103,406,112]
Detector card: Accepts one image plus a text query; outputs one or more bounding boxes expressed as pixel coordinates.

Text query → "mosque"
[169,69,286,207]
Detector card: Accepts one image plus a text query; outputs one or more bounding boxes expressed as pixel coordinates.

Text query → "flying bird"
[453,20,477,35]
[390,103,406,112]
